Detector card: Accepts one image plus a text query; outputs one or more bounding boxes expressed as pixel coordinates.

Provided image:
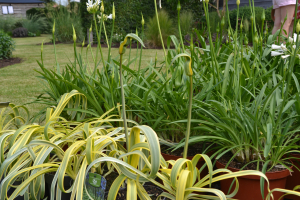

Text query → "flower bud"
[216,25,220,33]
[177,45,181,54]
[112,3,115,20]
[254,34,258,43]
[297,20,300,34]
[141,14,145,26]
[100,2,104,13]
[52,20,55,34]
[82,38,85,47]
[250,16,253,22]
[236,0,240,6]
[155,52,157,62]
[89,24,92,33]
[261,10,265,21]
[72,25,76,42]
[259,36,263,44]
[177,1,181,12]
[226,39,228,44]
[205,0,209,3]
[265,21,268,31]
[244,35,248,45]
[221,17,225,28]
[240,22,243,30]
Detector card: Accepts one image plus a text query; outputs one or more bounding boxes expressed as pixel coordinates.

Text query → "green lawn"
[0,35,165,117]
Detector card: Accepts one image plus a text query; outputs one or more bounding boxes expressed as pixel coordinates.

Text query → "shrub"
[0,16,18,33]
[229,6,266,31]
[21,14,49,34]
[0,31,15,59]
[52,7,84,43]
[146,10,175,47]
[28,32,36,37]
[180,11,194,36]
[12,27,28,37]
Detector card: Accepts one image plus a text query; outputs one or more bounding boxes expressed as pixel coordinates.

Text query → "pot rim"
[216,160,293,180]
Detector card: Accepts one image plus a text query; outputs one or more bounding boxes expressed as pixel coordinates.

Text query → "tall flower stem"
[119,53,129,150]
[103,21,109,47]
[107,18,115,64]
[138,18,144,75]
[93,13,105,68]
[183,75,193,159]
[52,21,59,73]
[154,0,168,77]
[177,1,185,52]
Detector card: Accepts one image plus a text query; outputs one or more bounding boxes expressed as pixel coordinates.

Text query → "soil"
[218,152,292,172]
[0,57,22,69]
[113,183,165,200]
[161,142,213,157]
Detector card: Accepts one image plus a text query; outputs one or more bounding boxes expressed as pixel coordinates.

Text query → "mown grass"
[0,35,165,117]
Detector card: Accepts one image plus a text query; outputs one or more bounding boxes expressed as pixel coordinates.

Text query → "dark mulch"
[161,142,213,157]
[0,57,23,69]
[218,152,292,172]
[113,183,164,200]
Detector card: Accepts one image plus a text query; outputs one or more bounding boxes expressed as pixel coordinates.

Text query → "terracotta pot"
[216,161,292,200]
[286,154,300,200]
[161,152,211,179]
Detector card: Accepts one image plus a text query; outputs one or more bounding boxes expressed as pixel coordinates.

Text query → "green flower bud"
[261,9,265,21]
[259,36,263,43]
[228,29,231,37]
[244,34,248,45]
[89,24,92,33]
[226,39,228,44]
[177,44,181,54]
[72,25,76,42]
[82,38,85,47]
[141,14,145,26]
[250,16,253,22]
[177,1,181,11]
[52,20,55,34]
[254,35,258,43]
[112,3,115,20]
[216,24,220,33]
[221,17,225,28]
[155,52,157,62]
[297,20,300,34]
[240,22,243,30]
[205,0,209,3]
[236,0,240,6]
[100,2,104,13]
[265,21,268,31]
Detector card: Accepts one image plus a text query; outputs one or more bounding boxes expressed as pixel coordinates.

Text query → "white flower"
[97,13,112,22]
[271,44,282,50]
[271,51,284,56]
[107,14,113,20]
[86,0,101,14]
[281,44,288,51]
[289,37,294,43]
[159,0,162,8]
[294,33,299,43]
[281,55,290,59]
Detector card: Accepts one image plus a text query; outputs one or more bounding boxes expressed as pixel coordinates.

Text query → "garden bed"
[0,57,22,69]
